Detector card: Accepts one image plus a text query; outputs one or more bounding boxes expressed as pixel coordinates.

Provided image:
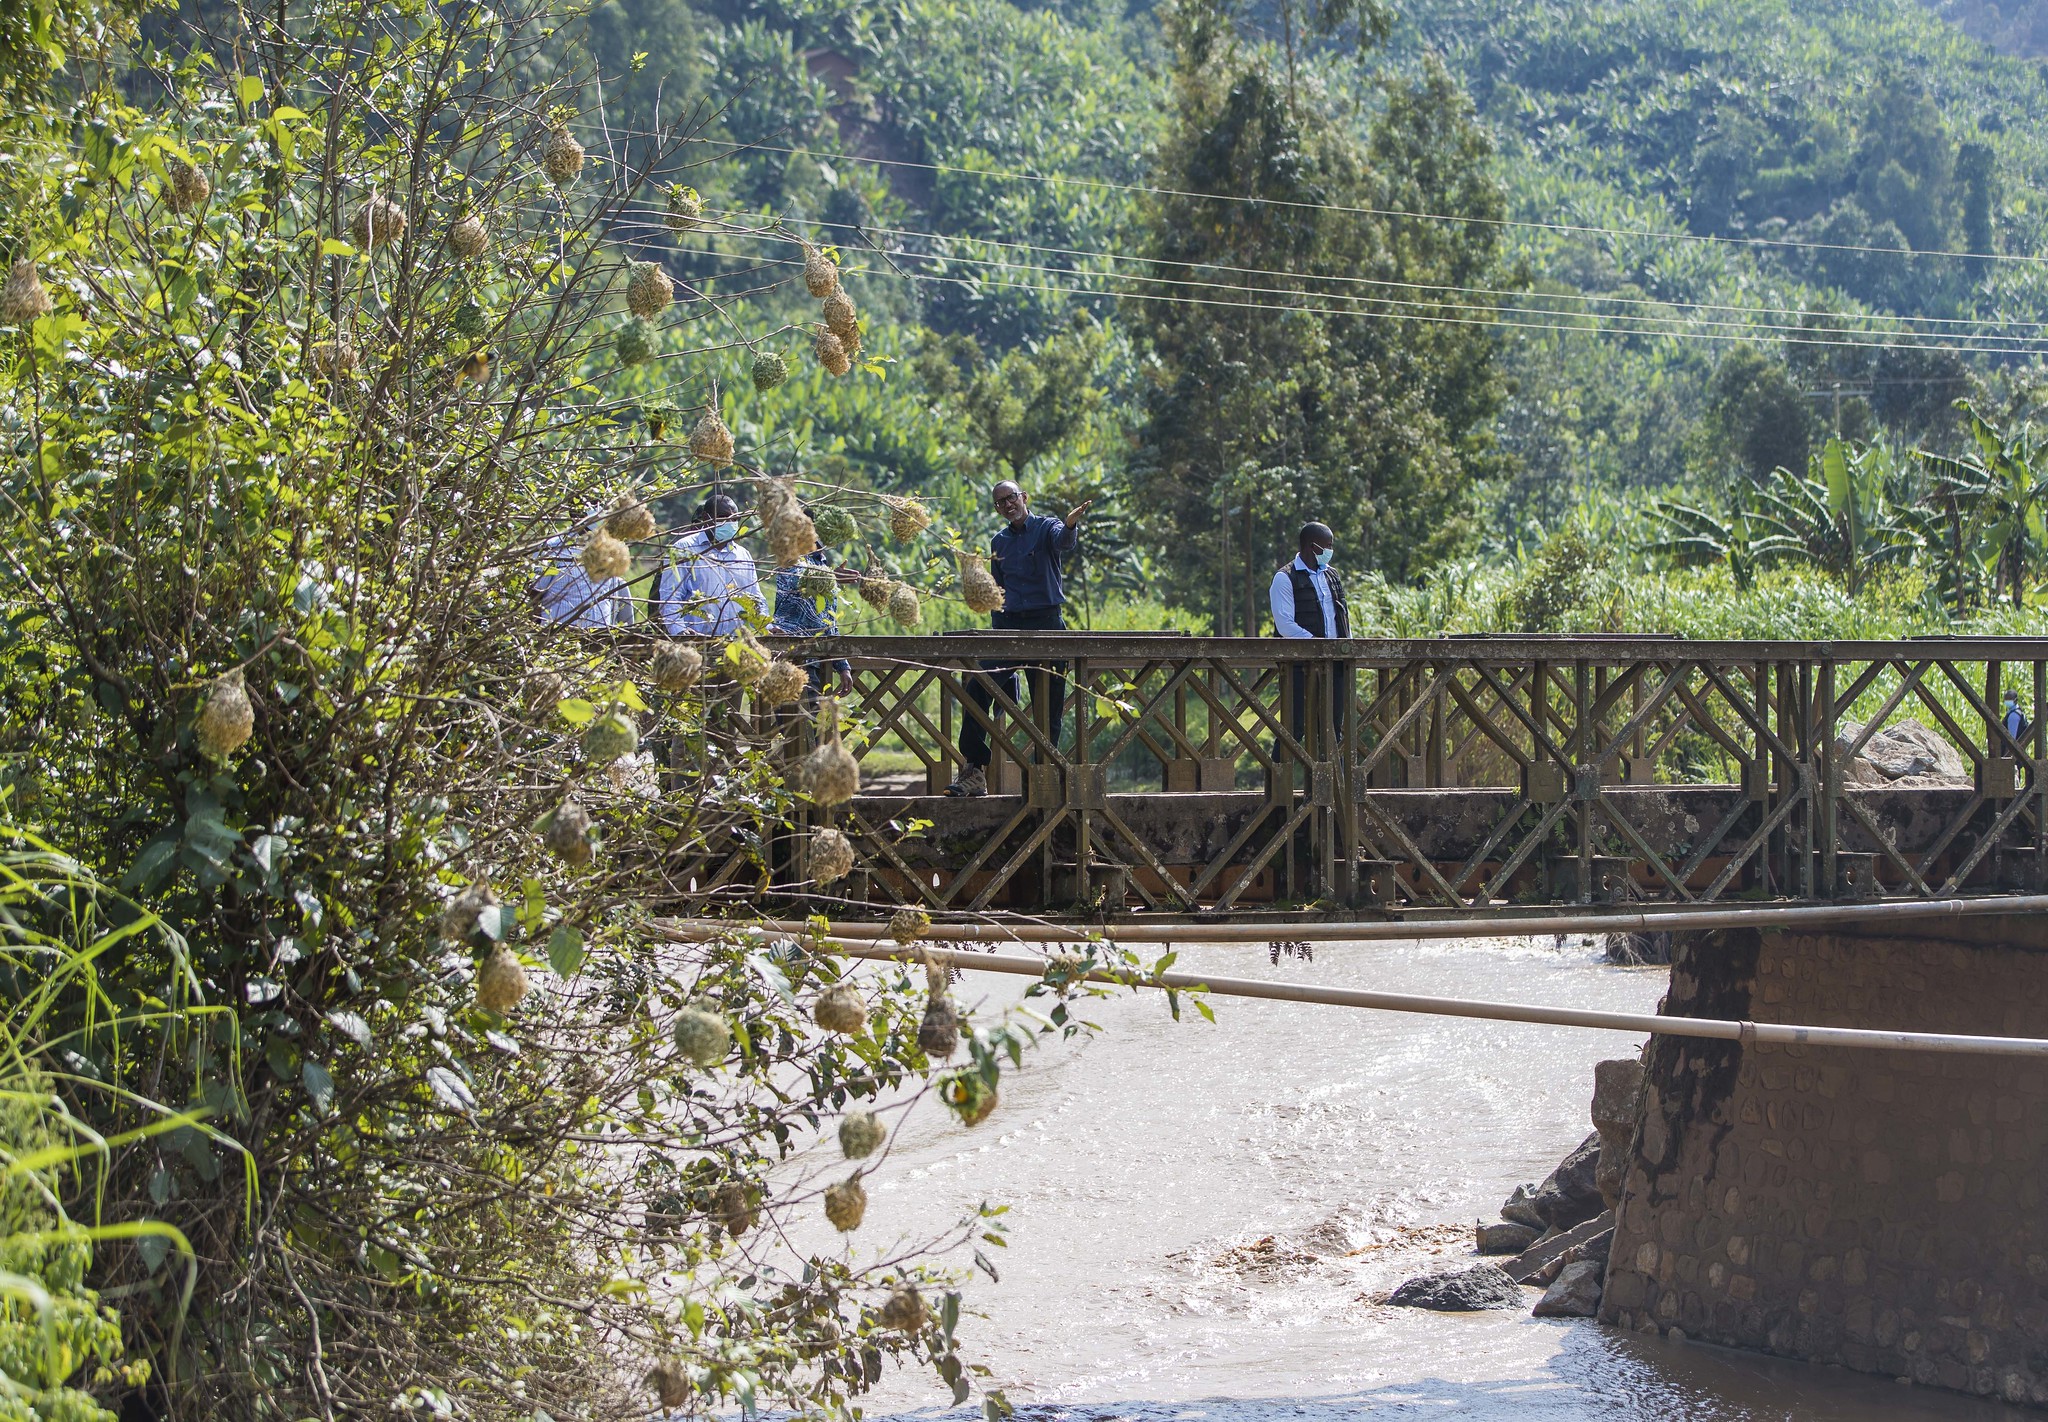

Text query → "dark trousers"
[960,606,1067,769]
[1287,660,1347,750]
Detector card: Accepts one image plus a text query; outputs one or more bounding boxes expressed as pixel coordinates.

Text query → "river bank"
[811,934,2032,1420]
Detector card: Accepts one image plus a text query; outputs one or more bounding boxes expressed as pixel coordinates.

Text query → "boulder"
[1835,719,1967,786]
[1528,1131,1605,1230]
[1476,1221,1540,1255]
[1532,1259,1606,1318]
[1386,1263,1526,1312]
[1499,1182,1545,1229]
[1502,1210,1614,1285]
[1590,1058,1644,1210]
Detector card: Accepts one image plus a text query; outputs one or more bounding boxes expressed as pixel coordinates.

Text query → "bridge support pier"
[1601,915,2048,1405]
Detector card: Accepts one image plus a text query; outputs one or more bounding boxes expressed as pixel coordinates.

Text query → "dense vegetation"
[9,0,2048,1411]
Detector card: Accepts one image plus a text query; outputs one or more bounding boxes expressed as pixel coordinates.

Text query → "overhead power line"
[679,136,2048,269]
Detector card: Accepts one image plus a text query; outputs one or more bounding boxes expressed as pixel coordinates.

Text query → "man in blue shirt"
[948,479,1094,797]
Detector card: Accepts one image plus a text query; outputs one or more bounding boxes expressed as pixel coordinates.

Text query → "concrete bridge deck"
[666,633,2048,921]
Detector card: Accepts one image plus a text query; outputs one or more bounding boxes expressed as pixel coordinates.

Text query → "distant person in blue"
[2005,691,2031,746]
[947,479,1094,797]
[772,523,855,698]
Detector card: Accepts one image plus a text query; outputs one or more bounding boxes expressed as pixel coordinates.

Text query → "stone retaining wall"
[1600,916,2048,1406]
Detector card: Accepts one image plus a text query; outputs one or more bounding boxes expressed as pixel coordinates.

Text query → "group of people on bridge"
[531,479,1355,796]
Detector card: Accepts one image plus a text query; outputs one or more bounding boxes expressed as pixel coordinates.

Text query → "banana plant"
[1742,439,1921,596]
[1917,403,2048,610]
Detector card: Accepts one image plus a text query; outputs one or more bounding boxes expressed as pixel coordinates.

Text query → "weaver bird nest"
[814,326,851,377]
[540,799,593,865]
[614,318,656,367]
[626,260,674,319]
[581,711,640,765]
[810,826,856,885]
[351,194,407,250]
[959,553,1004,614]
[838,1109,886,1159]
[813,981,867,1033]
[1,261,54,325]
[650,640,703,693]
[606,495,657,542]
[800,699,859,804]
[543,127,584,186]
[475,945,529,1013]
[757,659,806,707]
[884,496,932,543]
[665,183,703,232]
[688,411,735,467]
[580,527,631,582]
[165,156,211,214]
[447,213,488,259]
[727,635,770,687]
[195,671,254,761]
[824,1176,868,1232]
[802,242,839,298]
[673,1005,732,1068]
[751,350,788,392]
[886,583,922,628]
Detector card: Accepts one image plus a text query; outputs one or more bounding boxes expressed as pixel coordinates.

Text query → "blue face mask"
[1314,546,1334,569]
[712,520,740,544]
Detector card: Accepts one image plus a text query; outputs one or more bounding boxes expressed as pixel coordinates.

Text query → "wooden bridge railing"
[671,633,2048,919]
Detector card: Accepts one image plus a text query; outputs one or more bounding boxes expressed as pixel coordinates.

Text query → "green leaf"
[555,697,596,725]
[325,1010,372,1046]
[320,239,357,257]
[547,924,586,976]
[302,1060,335,1114]
[237,74,264,105]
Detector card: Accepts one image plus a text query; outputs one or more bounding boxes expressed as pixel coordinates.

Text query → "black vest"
[1282,564,1349,639]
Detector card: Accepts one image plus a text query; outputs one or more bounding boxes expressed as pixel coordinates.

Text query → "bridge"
[676,633,2048,923]
[667,633,2048,1406]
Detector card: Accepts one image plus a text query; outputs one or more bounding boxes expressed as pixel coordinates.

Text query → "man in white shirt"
[533,519,631,628]
[653,493,768,636]
[1267,522,1348,746]
[1268,522,1345,641]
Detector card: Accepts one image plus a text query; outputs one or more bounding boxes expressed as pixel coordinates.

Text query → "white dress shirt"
[1269,556,1338,639]
[655,531,768,636]
[534,534,630,628]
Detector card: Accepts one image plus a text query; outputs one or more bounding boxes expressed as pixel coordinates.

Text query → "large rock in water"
[1476,1220,1540,1255]
[1529,1131,1605,1230]
[1387,1263,1525,1312]
[1590,1058,1644,1210]
[1835,718,1967,786]
[1532,1260,1605,1318]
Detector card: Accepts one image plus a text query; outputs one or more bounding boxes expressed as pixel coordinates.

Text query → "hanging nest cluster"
[540,799,593,865]
[813,981,866,1033]
[452,299,487,339]
[889,908,931,944]
[582,711,640,764]
[196,671,254,761]
[800,698,860,805]
[883,495,931,544]
[758,477,817,569]
[665,183,703,233]
[757,659,806,706]
[673,1004,732,1068]
[857,572,894,611]
[2,260,54,325]
[838,1109,885,1159]
[650,640,703,693]
[447,212,488,259]
[798,241,862,375]
[626,260,674,319]
[351,193,407,251]
[606,494,657,542]
[580,526,631,582]
[824,1175,867,1232]
[959,553,1004,615]
[614,318,656,367]
[751,350,788,393]
[918,985,960,1060]
[164,156,211,214]
[475,945,529,1013]
[811,825,855,884]
[543,126,585,186]
[688,409,734,467]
